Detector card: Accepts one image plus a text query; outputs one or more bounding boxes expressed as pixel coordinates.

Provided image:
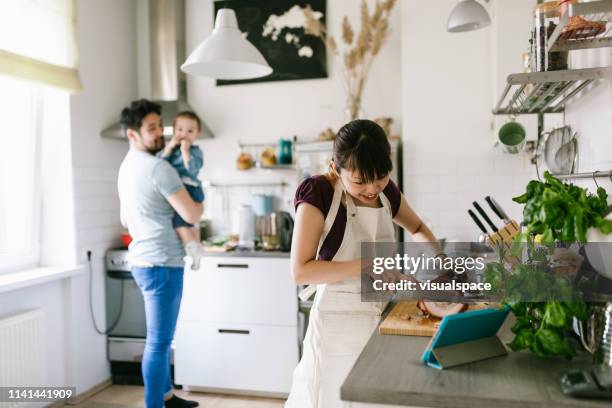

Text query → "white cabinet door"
[179,256,298,326]
[174,320,299,394]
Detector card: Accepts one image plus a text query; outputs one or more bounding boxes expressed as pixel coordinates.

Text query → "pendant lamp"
[447,0,491,33]
[181,8,272,80]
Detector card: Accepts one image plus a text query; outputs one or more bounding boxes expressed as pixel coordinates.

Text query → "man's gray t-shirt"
[118,148,185,267]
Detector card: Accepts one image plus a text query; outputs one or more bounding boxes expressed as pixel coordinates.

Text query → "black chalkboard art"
[214,0,327,86]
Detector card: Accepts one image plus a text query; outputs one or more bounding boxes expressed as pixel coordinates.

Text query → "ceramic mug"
[498,121,526,154]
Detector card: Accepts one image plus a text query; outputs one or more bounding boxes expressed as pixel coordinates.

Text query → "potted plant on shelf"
[484,171,612,359]
[303,0,396,120]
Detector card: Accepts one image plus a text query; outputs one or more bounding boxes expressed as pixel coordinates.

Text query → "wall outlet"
[81,248,93,263]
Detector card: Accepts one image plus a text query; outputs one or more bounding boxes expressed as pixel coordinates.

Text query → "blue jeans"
[131,266,184,408]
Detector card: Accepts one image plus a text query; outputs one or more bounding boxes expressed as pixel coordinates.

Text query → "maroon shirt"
[294,175,401,261]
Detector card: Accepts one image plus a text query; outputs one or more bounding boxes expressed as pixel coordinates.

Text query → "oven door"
[105,272,146,338]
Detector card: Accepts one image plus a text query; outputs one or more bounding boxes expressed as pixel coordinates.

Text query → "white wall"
[185,0,402,227]
[67,0,138,392]
[401,0,537,241]
[0,0,136,394]
[184,0,403,234]
[565,48,612,195]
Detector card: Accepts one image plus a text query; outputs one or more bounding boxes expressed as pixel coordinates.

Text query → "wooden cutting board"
[379,301,494,337]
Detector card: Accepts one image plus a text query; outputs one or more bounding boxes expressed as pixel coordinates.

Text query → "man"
[118,99,201,408]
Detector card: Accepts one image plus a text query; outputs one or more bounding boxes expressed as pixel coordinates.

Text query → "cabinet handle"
[217,263,249,269]
[218,329,250,335]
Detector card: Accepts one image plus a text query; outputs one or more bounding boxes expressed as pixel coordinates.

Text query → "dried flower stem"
[304,0,396,120]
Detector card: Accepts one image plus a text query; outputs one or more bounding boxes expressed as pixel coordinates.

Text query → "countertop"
[202,249,290,258]
[341,312,611,408]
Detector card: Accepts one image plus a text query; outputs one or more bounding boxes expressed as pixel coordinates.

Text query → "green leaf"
[574,209,587,243]
[543,301,566,327]
[597,218,612,235]
[541,228,554,244]
[552,278,574,302]
[508,301,527,316]
[565,301,588,321]
[509,329,535,351]
[513,192,530,204]
[511,315,532,334]
[536,328,565,356]
[561,217,574,242]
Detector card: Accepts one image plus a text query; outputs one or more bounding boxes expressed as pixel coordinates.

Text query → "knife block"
[486,220,520,252]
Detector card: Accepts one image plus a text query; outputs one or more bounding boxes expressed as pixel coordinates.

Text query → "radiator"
[0,309,45,387]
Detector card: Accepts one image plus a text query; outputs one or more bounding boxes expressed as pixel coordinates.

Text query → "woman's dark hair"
[333,119,392,183]
[175,110,202,131]
[119,99,161,133]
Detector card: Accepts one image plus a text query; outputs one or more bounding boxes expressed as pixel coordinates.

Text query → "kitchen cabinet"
[174,254,299,396]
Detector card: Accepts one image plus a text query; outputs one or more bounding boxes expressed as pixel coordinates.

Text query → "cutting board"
[379,301,494,337]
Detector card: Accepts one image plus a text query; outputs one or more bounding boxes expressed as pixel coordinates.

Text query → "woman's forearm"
[292,258,361,285]
[411,222,443,256]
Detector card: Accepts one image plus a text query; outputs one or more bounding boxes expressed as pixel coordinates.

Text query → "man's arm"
[166,187,203,225]
[153,160,204,225]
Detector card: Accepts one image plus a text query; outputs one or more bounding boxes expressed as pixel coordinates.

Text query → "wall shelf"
[548,0,612,52]
[493,66,612,115]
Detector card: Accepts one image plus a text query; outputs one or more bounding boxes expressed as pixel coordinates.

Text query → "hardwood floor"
[74,385,286,408]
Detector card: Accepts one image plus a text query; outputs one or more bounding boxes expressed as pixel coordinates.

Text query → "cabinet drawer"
[174,321,298,394]
[180,257,298,326]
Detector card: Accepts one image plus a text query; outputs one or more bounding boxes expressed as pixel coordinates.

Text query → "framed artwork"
[214,0,327,86]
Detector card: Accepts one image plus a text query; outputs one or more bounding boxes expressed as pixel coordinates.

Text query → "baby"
[159,111,205,269]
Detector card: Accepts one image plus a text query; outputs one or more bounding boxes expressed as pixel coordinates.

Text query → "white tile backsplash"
[73,165,123,255]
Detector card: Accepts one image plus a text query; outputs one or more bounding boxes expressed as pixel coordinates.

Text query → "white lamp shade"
[181,9,273,80]
[447,0,491,33]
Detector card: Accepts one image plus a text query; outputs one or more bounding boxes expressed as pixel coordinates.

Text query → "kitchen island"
[341,314,610,408]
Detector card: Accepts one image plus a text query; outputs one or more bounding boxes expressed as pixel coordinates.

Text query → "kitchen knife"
[468,209,488,234]
[485,196,510,223]
[473,201,499,233]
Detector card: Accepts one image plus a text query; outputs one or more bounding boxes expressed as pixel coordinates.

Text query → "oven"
[105,249,174,384]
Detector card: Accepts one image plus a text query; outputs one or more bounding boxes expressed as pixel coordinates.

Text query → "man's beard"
[146,137,165,154]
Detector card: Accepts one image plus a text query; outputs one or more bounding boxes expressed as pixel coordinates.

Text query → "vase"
[344,95,364,122]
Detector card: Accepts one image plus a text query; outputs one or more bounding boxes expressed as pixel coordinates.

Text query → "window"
[0,75,70,273]
[0,0,79,274]
[0,76,43,272]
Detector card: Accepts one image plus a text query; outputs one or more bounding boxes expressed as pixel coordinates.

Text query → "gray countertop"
[202,249,290,258]
[341,312,610,408]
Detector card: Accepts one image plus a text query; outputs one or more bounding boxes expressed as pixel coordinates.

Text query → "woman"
[285,120,441,407]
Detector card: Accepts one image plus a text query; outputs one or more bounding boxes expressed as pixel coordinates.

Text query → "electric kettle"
[277,211,294,252]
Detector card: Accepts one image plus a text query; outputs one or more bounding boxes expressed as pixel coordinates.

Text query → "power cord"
[87,250,124,335]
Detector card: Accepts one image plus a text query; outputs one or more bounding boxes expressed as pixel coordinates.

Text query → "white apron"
[285,179,396,408]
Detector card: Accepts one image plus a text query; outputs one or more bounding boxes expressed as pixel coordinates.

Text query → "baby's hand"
[161,135,181,157]
[180,139,192,166]
[169,135,182,147]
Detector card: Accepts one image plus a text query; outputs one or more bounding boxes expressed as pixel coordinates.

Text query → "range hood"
[101,0,214,140]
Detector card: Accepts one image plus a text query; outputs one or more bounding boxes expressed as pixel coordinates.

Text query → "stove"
[105,249,175,385]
